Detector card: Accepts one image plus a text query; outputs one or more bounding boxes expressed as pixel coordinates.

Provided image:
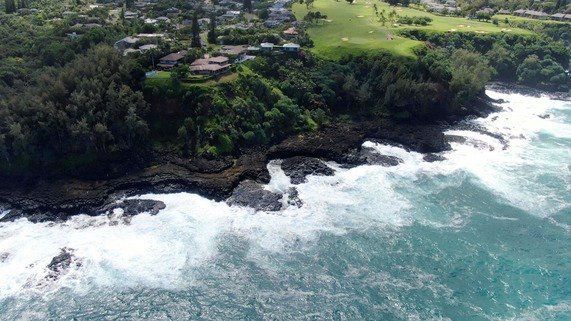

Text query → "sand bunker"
[341,37,349,42]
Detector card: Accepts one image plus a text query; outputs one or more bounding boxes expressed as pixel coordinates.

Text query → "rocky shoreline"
[3,85,559,223]
[0,118,456,222]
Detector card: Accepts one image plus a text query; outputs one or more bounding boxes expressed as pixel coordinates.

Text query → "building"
[155,16,171,23]
[220,10,241,22]
[525,10,549,19]
[282,43,300,53]
[190,56,231,76]
[114,36,140,52]
[220,45,248,57]
[191,56,230,66]
[190,64,231,76]
[123,48,141,56]
[260,42,275,52]
[124,11,139,20]
[551,13,571,21]
[514,9,527,16]
[139,44,158,52]
[158,51,187,69]
[283,27,298,38]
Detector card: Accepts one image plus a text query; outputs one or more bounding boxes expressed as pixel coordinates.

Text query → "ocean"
[0,90,569,320]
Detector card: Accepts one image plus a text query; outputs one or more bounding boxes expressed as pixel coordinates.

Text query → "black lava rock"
[281,157,335,184]
[227,180,283,212]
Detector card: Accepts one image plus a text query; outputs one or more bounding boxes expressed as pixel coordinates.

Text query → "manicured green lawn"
[293,0,532,59]
[145,70,238,89]
[494,14,569,25]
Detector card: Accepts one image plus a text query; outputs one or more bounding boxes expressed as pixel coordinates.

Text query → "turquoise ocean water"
[0,90,569,320]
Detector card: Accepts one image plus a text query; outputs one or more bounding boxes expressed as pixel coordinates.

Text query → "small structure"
[66,32,80,40]
[247,46,260,53]
[114,36,140,52]
[158,51,187,69]
[139,44,158,52]
[524,10,549,19]
[551,13,571,21]
[123,48,141,56]
[514,9,527,16]
[62,11,76,18]
[260,42,275,52]
[478,7,494,15]
[282,43,300,53]
[220,45,248,57]
[166,7,180,16]
[124,11,139,20]
[283,27,298,38]
[497,9,511,15]
[156,16,171,23]
[137,33,166,39]
[220,10,241,22]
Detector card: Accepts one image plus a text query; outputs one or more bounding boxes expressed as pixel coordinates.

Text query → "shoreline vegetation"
[0,0,569,220]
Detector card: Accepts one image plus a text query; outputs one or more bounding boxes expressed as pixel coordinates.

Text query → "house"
[189,56,231,75]
[220,45,248,57]
[282,43,300,53]
[247,46,260,53]
[158,51,187,69]
[156,16,171,23]
[260,42,275,51]
[124,11,139,20]
[514,9,527,16]
[551,13,571,21]
[114,36,140,52]
[62,11,76,18]
[283,27,298,38]
[220,10,241,21]
[478,7,494,15]
[139,44,158,52]
[123,48,141,56]
[144,18,158,24]
[191,56,230,66]
[524,10,549,19]
[137,33,166,39]
[165,7,180,16]
[497,9,511,15]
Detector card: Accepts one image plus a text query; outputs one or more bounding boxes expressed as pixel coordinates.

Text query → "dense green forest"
[0,1,569,178]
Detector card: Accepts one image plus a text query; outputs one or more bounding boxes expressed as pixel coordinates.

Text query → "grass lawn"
[494,14,570,25]
[145,71,238,89]
[293,0,532,59]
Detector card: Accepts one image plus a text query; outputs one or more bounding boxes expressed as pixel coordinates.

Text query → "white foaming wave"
[444,90,571,217]
[0,90,568,298]
[484,90,571,139]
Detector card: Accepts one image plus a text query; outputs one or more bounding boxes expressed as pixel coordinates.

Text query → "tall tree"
[17,0,26,9]
[243,0,252,13]
[207,15,217,44]
[191,12,201,48]
[5,0,16,13]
